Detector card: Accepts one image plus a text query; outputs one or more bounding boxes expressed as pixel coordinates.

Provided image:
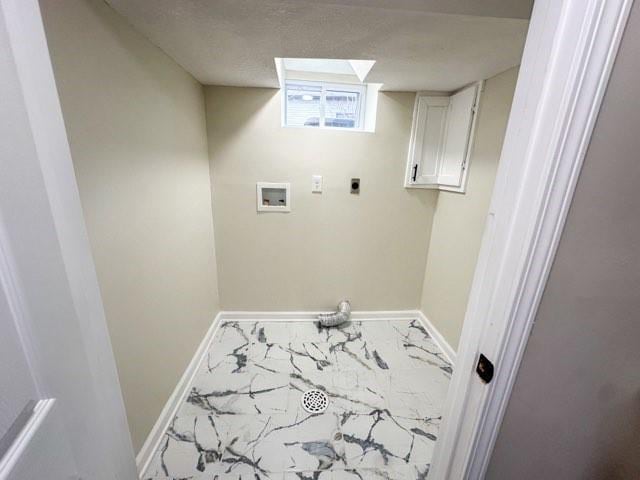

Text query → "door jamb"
[430,0,634,478]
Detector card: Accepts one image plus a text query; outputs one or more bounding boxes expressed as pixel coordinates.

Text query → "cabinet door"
[407,95,449,186]
[438,83,479,188]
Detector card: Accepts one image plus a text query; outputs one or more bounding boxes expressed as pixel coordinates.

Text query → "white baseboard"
[219,309,420,322]
[136,309,455,477]
[416,311,457,365]
[136,312,223,478]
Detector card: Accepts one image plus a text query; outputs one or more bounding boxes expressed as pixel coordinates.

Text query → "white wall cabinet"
[405,82,482,193]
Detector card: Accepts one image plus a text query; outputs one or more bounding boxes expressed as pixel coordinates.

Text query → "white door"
[0,0,137,478]
[0,278,77,479]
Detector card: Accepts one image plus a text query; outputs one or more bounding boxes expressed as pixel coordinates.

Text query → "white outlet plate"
[312,175,323,193]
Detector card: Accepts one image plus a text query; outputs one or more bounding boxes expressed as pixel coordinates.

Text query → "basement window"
[284,81,366,130]
[275,58,381,132]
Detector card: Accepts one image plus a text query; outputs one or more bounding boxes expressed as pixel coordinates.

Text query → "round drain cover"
[301,389,328,414]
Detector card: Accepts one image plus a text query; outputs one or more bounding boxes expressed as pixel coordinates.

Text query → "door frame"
[0,0,137,477]
[430,0,633,478]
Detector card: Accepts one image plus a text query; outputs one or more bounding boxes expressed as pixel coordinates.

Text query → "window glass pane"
[325,89,361,128]
[286,84,321,127]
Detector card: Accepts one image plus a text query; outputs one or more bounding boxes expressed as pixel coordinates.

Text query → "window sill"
[280,124,375,133]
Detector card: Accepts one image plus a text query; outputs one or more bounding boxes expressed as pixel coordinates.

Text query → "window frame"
[283,80,367,131]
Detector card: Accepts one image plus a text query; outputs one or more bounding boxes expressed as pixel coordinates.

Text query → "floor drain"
[301,389,329,414]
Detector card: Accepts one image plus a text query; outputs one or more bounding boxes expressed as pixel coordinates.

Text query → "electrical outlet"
[351,178,360,194]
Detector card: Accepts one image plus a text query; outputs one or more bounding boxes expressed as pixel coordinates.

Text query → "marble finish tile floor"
[143,318,453,480]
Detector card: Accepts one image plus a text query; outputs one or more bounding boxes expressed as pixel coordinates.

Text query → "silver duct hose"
[317,300,351,327]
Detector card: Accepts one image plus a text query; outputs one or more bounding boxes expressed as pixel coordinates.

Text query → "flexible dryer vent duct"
[317,300,351,327]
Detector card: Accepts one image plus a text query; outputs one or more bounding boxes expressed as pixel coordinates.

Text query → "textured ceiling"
[105,0,532,92]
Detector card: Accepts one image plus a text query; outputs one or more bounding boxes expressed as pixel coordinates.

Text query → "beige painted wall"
[39,0,220,451]
[488,4,640,478]
[419,67,518,350]
[205,87,438,310]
